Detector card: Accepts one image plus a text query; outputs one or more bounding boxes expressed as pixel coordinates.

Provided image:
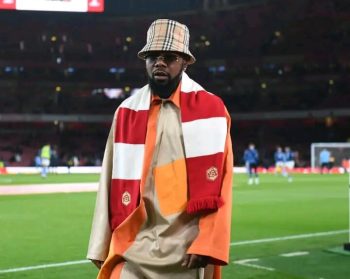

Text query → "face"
[145,51,188,98]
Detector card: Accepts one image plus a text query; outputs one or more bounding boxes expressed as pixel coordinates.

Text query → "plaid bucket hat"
[138,19,196,64]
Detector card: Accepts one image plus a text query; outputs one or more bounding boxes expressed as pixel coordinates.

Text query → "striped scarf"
[109,73,227,230]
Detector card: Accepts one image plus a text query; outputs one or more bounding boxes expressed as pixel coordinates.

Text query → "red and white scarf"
[109,73,228,230]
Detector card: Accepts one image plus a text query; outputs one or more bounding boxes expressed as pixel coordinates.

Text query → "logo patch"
[122,191,131,206]
[207,167,218,181]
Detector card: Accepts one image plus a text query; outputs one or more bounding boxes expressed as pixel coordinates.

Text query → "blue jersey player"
[244,143,259,185]
[284,146,294,182]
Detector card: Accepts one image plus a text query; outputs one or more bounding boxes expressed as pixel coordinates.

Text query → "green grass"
[0,192,99,278]
[0,173,349,278]
[228,174,349,278]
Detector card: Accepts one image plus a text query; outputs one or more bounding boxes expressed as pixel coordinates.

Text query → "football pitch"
[0,173,349,278]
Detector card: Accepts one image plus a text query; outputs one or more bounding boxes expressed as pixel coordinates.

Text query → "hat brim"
[138,48,196,65]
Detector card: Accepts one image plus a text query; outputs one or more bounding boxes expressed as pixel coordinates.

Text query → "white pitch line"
[0,260,90,274]
[280,251,309,257]
[1,229,347,274]
[233,258,275,271]
[0,183,98,196]
[230,229,348,246]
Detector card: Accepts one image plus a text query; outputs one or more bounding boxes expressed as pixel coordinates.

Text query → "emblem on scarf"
[122,191,131,206]
[206,167,218,181]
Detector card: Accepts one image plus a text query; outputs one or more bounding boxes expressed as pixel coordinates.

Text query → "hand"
[181,254,209,269]
[91,260,104,269]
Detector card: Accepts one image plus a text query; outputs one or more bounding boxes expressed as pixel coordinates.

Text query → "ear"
[182,61,188,72]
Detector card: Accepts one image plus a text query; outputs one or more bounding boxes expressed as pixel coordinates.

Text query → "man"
[40,143,51,177]
[87,19,233,279]
[243,143,259,185]
[319,148,331,174]
[274,146,285,175]
[284,146,294,182]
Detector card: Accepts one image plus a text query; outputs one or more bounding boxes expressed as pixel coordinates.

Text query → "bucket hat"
[138,19,196,64]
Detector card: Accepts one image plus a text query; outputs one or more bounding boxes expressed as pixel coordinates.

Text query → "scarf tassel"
[186,197,224,214]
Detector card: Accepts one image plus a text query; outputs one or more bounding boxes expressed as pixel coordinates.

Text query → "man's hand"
[91,260,104,269]
[181,254,209,269]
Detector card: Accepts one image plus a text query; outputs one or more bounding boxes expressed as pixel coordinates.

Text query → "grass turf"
[0,173,348,278]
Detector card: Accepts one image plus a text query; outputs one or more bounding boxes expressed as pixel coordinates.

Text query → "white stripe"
[0,260,89,274]
[119,73,204,111]
[182,117,227,158]
[181,73,204,93]
[16,0,88,12]
[113,143,144,179]
[233,259,275,271]
[120,85,150,111]
[280,251,309,257]
[230,229,348,246]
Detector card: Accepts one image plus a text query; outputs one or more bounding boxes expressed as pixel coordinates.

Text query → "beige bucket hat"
[138,19,196,64]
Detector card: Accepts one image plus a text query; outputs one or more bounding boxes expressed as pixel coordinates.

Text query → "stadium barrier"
[0,166,347,175]
[4,166,102,174]
[0,167,7,174]
[258,166,347,174]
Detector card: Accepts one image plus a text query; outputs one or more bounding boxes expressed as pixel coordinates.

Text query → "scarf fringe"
[186,197,224,214]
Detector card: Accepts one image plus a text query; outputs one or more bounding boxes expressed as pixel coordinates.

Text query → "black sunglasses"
[144,53,180,64]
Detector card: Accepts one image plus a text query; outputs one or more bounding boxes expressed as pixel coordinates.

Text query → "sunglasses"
[144,53,180,64]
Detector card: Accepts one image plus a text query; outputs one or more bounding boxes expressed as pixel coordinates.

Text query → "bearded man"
[87,19,233,279]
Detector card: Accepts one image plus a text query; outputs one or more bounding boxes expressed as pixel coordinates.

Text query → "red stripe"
[115,108,148,144]
[180,90,226,122]
[185,153,224,199]
[0,0,16,9]
[87,0,104,12]
[109,179,140,230]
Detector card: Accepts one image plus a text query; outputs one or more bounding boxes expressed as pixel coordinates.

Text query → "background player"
[244,143,259,185]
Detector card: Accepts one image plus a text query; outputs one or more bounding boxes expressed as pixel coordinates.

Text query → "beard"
[148,71,182,99]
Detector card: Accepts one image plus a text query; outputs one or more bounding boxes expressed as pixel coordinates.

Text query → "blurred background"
[0,0,349,168]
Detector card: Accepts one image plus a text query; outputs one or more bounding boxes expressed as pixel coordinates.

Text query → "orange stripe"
[141,83,181,195]
[98,203,147,279]
[140,100,159,194]
[110,262,125,279]
[154,159,187,216]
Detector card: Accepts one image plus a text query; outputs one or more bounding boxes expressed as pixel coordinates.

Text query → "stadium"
[0,0,349,278]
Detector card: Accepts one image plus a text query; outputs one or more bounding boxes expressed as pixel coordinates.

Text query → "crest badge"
[206,166,218,181]
[122,191,131,206]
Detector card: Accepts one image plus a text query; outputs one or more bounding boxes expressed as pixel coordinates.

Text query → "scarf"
[109,73,228,230]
